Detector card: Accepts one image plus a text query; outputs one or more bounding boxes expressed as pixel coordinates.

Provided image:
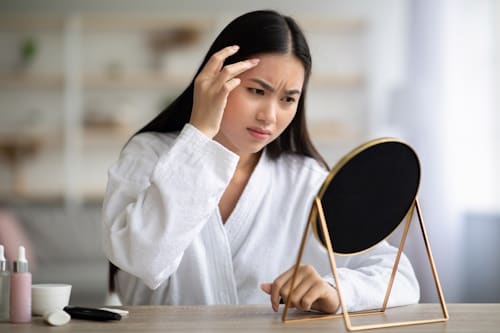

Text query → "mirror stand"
[282,196,449,331]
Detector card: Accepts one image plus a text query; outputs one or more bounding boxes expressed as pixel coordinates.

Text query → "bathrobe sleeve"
[314,240,420,312]
[102,124,239,289]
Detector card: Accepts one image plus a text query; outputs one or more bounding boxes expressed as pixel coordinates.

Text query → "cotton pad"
[44,309,71,326]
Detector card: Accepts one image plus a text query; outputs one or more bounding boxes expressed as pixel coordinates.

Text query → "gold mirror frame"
[282,138,449,331]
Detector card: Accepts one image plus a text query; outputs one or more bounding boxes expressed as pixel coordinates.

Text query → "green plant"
[20,36,37,65]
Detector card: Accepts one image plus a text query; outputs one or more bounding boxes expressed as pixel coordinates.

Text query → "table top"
[1,303,498,332]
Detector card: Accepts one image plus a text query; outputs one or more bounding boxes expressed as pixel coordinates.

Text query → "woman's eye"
[247,87,265,95]
[282,96,296,103]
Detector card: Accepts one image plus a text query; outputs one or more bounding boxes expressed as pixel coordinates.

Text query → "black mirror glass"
[313,138,421,254]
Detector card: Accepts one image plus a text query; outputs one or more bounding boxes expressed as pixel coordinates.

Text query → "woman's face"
[213,53,305,156]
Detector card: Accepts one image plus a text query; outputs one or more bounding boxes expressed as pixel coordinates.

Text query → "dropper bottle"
[0,245,10,321]
[10,246,31,323]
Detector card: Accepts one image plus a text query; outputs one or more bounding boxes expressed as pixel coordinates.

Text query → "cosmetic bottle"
[0,245,10,321]
[10,246,31,323]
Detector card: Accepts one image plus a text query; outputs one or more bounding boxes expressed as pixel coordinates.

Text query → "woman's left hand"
[260,264,340,313]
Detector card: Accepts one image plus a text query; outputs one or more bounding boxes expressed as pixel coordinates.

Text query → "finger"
[214,58,260,88]
[271,266,304,311]
[288,278,313,311]
[200,45,240,76]
[302,282,327,311]
[260,283,272,295]
[301,286,323,311]
[284,270,317,311]
[270,272,292,311]
[223,78,241,94]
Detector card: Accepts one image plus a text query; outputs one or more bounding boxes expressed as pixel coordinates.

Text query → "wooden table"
[1,304,498,332]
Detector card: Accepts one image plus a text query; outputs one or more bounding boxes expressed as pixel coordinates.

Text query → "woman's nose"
[256,101,277,124]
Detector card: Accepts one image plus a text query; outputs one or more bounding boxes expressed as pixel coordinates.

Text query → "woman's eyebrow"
[249,78,301,95]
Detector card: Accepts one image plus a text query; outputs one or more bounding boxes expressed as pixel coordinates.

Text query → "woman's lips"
[247,127,271,139]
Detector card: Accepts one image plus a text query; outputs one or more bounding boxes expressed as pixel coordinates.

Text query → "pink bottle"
[10,246,31,323]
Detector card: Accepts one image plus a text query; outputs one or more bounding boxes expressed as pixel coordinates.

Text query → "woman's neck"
[236,151,261,174]
[218,150,262,223]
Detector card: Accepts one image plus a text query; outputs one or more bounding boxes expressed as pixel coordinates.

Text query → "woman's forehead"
[239,53,305,88]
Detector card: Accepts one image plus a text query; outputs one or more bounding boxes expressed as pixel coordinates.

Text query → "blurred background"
[0,0,498,306]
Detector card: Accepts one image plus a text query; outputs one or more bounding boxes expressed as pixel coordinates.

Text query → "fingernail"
[248,58,260,65]
[232,45,239,51]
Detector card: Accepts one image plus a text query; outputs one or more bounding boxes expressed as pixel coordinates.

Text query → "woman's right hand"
[190,45,260,138]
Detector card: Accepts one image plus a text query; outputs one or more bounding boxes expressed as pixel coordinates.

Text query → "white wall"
[391,0,500,302]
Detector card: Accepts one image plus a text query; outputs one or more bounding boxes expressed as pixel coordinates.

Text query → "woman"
[102,10,419,313]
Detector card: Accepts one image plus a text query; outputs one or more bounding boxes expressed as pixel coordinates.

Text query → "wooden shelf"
[0,73,189,90]
[83,72,191,90]
[0,14,64,32]
[83,126,133,139]
[0,13,365,34]
[81,14,214,32]
[0,72,362,90]
[0,13,214,32]
[0,73,64,89]
[0,190,105,204]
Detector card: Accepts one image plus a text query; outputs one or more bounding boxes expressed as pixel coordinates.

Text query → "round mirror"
[312,138,421,255]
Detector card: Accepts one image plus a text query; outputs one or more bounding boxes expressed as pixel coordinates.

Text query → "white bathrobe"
[102,124,419,311]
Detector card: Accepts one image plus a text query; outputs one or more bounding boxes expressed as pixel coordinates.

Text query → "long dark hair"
[109,10,328,294]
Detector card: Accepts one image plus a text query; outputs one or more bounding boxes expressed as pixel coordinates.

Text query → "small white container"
[31,284,72,316]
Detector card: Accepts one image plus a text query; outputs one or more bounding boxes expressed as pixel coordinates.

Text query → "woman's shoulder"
[265,152,329,198]
[122,131,178,159]
[270,152,329,187]
[279,152,328,175]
